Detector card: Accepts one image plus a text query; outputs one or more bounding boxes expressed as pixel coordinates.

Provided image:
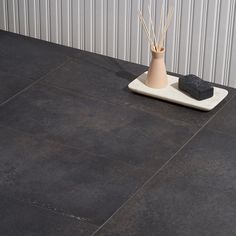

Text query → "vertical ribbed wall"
[0,0,236,87]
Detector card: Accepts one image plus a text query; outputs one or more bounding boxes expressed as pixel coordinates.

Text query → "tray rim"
[128,72,228,111]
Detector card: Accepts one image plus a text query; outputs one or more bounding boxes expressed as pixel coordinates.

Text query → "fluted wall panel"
[0,0,236,87]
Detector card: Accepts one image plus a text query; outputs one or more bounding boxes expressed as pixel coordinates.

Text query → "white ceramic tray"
[128,72,228,111]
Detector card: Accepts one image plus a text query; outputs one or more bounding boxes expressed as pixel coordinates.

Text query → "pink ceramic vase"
[146,48,168,89]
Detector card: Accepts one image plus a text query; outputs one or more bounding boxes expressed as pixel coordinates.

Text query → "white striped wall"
[0,0,236,87]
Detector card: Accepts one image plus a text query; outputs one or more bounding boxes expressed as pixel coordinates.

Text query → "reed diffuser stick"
[148,5,157,50]
[160,6,174,48]
[138,4,174,52]
[138,9,153,47]
[157,3,164,50]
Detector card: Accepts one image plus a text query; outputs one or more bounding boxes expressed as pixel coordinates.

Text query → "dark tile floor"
[0,30,236,236]
[0,192,97,236]
[95,128,236,236]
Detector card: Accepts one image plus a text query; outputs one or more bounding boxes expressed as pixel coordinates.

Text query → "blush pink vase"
[146,48,168,89]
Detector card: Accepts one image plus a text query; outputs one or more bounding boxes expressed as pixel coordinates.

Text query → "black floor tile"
[1,30,235,236]
[0,193,97,236]
[0,82,195,171]
[0,30,77,81]
[0,71,33,104]
[206,95,236,136]
[0,126,151,225]
[95,129,236,236]
[42,56,235,129]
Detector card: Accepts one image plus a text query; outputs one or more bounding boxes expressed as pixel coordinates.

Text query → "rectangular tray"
[128,72,228,111]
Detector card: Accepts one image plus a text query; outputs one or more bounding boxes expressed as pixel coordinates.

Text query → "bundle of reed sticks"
[138,4,174,52]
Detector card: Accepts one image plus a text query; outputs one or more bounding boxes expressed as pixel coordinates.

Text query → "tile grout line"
[42,80,194,128]
[0,41,234,231]
[0,122,148,173]
[0,57,72,107]
[39,58,235,128]
[1,59,233,232]
[91,93,236,236]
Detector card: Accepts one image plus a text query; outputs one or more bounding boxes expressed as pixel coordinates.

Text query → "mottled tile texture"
[95,128,236,236]
[0,30,235,236]
[0,193,97,236]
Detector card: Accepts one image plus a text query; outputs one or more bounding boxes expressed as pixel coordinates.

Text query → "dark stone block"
[179,74,214,100]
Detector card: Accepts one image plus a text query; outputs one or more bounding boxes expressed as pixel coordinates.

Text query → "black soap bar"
[179,74,214,100]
